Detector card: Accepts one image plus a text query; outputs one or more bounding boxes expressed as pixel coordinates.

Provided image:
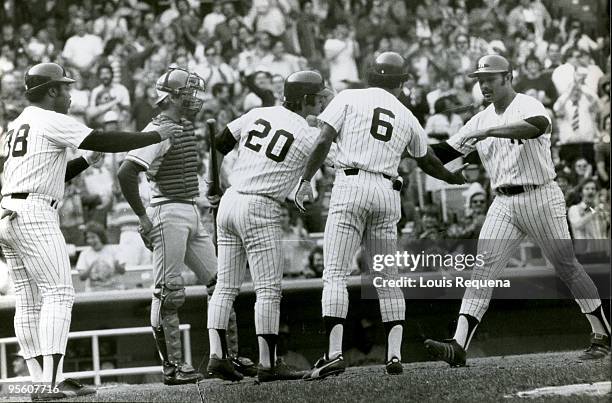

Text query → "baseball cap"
[468,55,511,78]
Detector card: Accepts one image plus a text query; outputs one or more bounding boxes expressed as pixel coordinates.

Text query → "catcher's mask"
[155,67,207,114]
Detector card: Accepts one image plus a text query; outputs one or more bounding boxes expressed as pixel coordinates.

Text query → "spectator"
[447,33,480,76]
[399,84,429,126]
[195,41,239,91]
[213,0,243,51]
[271,74,285,104]
[81,145,115,226]
[77,222,126,292]
[93,0,129,42]
[87,64,131,128]
[242,70,274,111]
[245,0,287,38]
[296,1,322,66]
[172,0,201,51]
[425,96,463,143]
[515,54,558,107]
[62,18,104,77]
[201,2,225,38]
[0,44,15,74]
[259,39,302,79]
[450,73,474,110]
[426,72,453,115]
[562,19,603,55]
[553,70,599,166]
[304,246,324,278]
[543,41,563,71]
[67,69,91,125]
[324,24,359,91]
[447,183,488,239]
[415,205,446,240]
[11,350,28,377]
[132,84,159,131]
[568,180,610,254]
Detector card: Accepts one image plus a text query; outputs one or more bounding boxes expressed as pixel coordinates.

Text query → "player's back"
[228,106,317,201]
[320,88,426,177]
[2,106,92,200]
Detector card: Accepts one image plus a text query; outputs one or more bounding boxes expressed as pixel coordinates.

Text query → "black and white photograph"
[0,0,610,401]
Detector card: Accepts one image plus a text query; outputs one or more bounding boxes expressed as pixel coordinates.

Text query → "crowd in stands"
[0,0,609,294]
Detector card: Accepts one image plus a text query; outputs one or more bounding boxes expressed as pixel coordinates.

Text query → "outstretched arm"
[459,116,549,146]
[78,120,180,152]
[414,147,466,185]
[301,123,337,182]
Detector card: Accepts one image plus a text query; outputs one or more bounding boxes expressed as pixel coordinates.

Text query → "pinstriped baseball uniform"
[0,106,93,359]
[208,106,334,335]
[318,88,428,321]
[447,93,601,319]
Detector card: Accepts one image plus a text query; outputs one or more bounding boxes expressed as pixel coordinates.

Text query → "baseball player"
[0,62,180,399]
[206,71,333,383]
[424,54,611,366]
[293,52,466,379]
[117,67,215,385]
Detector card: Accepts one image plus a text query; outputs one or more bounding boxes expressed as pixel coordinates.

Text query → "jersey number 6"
[370,108,395,142]
[245,118,295,162]
[5,124,30,158]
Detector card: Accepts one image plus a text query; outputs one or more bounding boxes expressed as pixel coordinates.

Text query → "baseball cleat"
[31,378,96,401]
[257,358,306,382]
[303,354,346,380]
[231,355,258,377]
[206,355,244,381]
[424,339,466,367]
[578,333,610,360]
[385,357,403,375]
[163,362,204,385]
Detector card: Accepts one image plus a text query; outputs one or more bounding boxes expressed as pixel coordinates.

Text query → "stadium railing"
[0,325,192,385]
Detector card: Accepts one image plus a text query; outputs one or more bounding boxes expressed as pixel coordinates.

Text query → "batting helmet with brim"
[468,54,511,78]
[368,52,410,81]
[283,71,326,102]
[24,62,75,95]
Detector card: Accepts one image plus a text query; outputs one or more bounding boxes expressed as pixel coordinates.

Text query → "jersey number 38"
[5,124,30,158]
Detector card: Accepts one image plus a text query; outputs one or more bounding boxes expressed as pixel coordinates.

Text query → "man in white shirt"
[61,18,103,74]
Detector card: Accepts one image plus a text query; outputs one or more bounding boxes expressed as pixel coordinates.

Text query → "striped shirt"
[227,106,327,201]
[2,106,93,200]
[447,93,555,188]
[318,87,428,178]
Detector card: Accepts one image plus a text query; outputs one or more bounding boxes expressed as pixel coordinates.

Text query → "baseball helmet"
[367,52,410,85]
[468,54,512,78]
[155,67,207,113]
[283,71,326,102]
[24,62,75,95]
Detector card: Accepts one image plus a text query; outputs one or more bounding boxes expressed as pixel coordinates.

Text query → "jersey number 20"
[370,108,395,142]
[5,124,30,158]
[245,118,295,162]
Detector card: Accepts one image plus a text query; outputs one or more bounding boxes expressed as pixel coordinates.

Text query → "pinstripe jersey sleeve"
[43,112,93,149]
[318,91,348,132]
[404,117,428,158]
[227,110,253,139]
[125,122,168,170]
[447,115,480,155]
